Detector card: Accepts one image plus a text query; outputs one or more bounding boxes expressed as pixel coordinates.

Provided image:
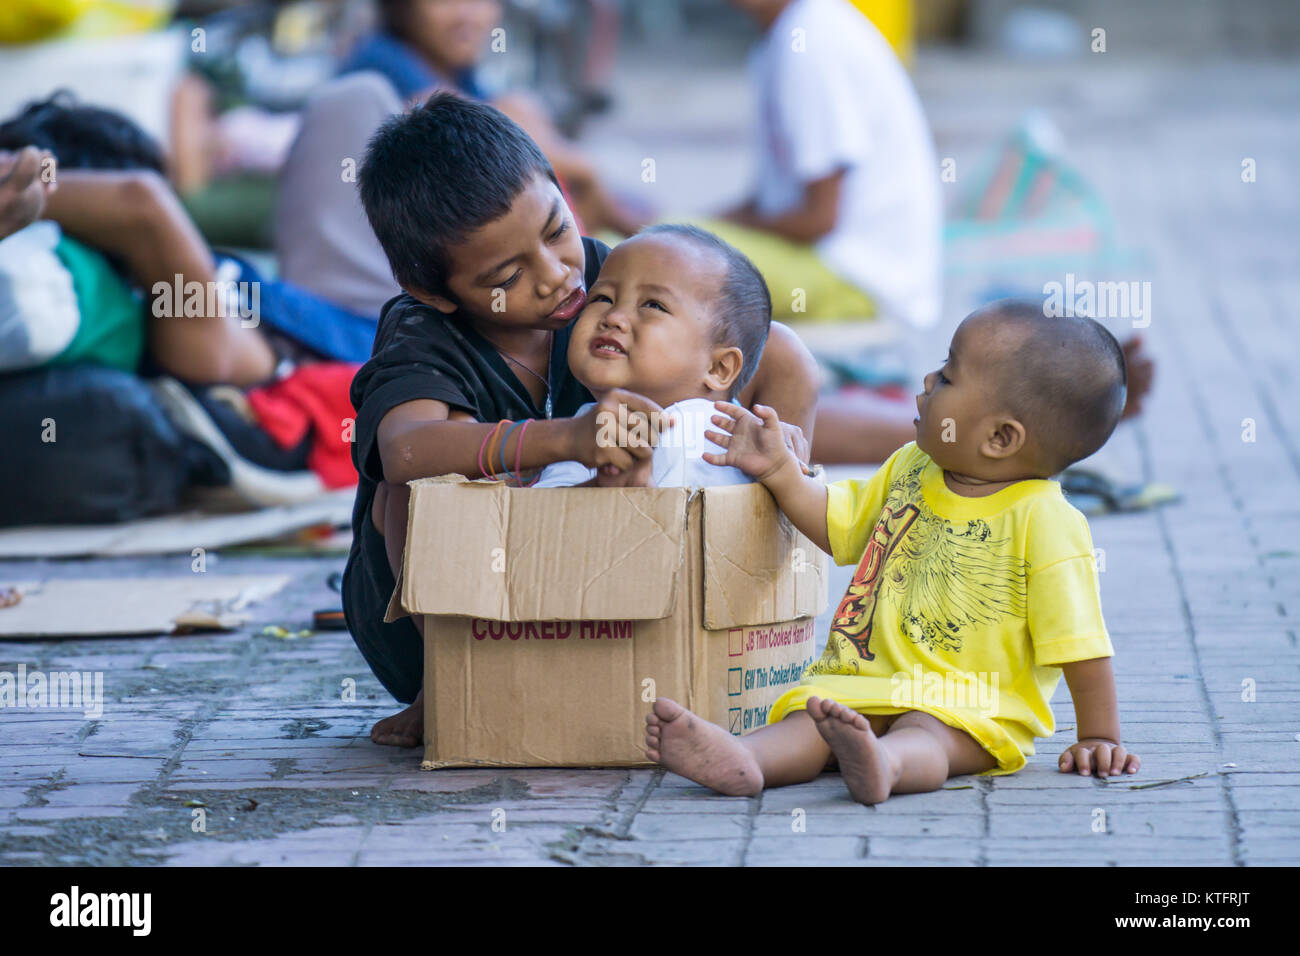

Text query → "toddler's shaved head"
[975,300,1128,474]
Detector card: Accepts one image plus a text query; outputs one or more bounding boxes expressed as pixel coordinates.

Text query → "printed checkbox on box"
[728,708,743,734]
[729,628,743,656]
[727,667,743,696]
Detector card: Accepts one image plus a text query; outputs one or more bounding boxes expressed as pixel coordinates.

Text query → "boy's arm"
[1058,657,1140,778]
[374,389,670,485]
[377,399,574,485]
[738,321,820,448]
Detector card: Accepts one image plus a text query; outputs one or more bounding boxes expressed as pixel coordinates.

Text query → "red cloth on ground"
[247,362,361,488]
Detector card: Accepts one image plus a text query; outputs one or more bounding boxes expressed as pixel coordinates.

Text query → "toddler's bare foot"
[370,690,423,747]
[645,697,763,796]
[807,696,895,805]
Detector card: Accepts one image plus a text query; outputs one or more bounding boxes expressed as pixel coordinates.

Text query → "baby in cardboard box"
[529,224,777,489]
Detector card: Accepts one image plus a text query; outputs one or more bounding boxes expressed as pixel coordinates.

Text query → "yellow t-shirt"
[769,442,1113,773]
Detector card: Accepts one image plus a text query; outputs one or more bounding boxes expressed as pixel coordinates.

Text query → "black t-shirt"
[350,235,608,485]
[344,236,610,618]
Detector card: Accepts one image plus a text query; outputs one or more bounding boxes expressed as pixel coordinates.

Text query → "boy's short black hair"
[0,92,165,173]
[980,299,1127,475]
[359,91,557,301]
[638,224,772,398]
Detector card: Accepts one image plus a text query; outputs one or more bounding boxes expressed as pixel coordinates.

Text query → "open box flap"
[385,474,464,624]
[399,477,691,621]
[701,482,829,629]
[383,559,408,623]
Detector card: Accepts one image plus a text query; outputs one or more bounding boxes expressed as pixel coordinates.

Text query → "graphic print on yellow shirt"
[823,460,1027,667]
[770,442,1114,774]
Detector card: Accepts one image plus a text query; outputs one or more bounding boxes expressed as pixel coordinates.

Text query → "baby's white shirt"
[533,398,753,488]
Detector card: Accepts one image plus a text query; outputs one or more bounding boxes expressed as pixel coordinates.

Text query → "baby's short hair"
[979,300,1128,475]
[637,224,772,397]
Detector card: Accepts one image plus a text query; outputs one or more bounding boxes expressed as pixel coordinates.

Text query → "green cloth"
[181,174,277,250]
[51,235,145,372]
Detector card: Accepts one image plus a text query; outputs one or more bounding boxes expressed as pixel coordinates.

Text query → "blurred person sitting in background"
[0,97,275,386]
[275,0,646,325]
[709,0,942,331]
[0,95,386,384]
[341,0,643,235]
[658,0,942,463]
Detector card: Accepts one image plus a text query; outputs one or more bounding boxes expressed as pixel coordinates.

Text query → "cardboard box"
[387,475,829,768]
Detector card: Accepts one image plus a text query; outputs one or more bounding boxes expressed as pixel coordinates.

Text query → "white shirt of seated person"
[750,0,942,330]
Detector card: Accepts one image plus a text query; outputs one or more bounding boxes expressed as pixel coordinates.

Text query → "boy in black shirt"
[346,93,819,747]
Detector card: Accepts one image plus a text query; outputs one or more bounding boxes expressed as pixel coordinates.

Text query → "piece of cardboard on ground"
[0,575,290,638]
[389,474,829,769]
[0,488,354,558]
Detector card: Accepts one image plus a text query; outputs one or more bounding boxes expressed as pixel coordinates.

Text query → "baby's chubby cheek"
[915,419,937,459]
[573,351,626,389]
[917,410,955,463]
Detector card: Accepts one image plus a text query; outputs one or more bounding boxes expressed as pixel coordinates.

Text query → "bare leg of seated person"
[807,698,995,804]
[1120,335,1154,420]
[645,697,833,796]
[647,696,994,804]
[811,389,917,465]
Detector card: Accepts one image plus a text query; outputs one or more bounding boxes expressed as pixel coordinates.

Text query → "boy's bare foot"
[370,689,423,747]
[645,697,763,796]
[807,696,896,805]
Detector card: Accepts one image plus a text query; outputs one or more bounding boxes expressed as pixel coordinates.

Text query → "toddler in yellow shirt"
[645,300,1142,804]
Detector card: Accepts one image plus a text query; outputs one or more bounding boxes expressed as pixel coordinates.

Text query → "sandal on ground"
[1060,467,1180,515]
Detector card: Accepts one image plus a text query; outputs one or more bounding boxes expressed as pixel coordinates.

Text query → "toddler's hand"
[703,401,799,484]
[1059,738,1140,778]
[778,421,814,476]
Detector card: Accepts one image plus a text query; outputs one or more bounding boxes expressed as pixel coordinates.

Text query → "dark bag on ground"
[0,364,228,527]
